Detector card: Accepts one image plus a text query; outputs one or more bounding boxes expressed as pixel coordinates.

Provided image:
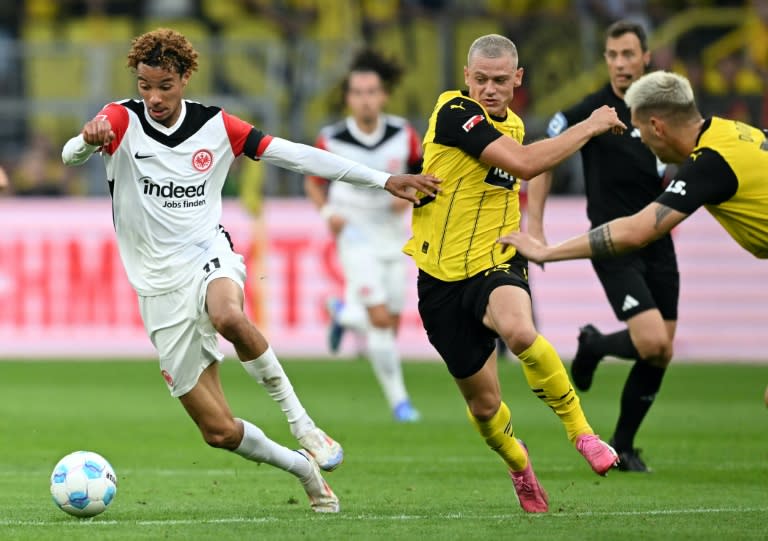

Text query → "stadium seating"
[64,16,137,98]
[370,18,441,126]
[218,17,286,109]
[22,19,81,141]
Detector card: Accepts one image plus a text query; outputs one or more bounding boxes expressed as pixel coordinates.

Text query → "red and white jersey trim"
[95,99,265,295]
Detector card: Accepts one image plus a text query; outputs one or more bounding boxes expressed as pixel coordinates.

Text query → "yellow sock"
[517,334,593,443]
[466,402,528,471]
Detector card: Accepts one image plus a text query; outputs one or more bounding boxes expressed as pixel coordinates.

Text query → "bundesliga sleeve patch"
[462,114,485,133]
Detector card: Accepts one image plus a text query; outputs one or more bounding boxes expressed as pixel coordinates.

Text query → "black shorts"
[417,253,531,379]
[591,234,679,321]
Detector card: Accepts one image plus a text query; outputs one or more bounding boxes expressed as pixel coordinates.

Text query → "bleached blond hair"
[624,70,699,119]
[467,34,518,66]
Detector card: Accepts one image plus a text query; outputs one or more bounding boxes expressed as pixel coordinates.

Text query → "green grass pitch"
[1,358,766,540]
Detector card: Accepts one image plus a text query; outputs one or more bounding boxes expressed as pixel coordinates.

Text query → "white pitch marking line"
[3,507,767,527]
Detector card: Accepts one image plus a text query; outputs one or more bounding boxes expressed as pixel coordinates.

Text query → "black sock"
[611,362,665,452]
[593,329,639,360]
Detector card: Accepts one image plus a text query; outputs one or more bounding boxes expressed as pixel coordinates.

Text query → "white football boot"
[298,427,344,472]
[296,449,340,513]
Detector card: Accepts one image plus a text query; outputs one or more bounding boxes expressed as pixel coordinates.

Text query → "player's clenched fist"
[81,115,116,147]
[586,105,626,136]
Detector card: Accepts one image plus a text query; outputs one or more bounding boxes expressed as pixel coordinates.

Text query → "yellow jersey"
[658,117,768,258]
[403,90,525,280]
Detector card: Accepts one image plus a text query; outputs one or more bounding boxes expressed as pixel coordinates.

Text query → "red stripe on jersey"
[307,135,330,185]
[255,134,274,157]
[405,123,423,166]
[462,114,485,133]
[98,103,129,155]
[222,110,256,156]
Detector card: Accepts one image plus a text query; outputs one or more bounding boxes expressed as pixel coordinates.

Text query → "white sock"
[366,326,408,409]
[233,419,311,478]
[241,347,315,438]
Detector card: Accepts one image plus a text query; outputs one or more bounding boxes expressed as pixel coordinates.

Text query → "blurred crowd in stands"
[0,0,765,197]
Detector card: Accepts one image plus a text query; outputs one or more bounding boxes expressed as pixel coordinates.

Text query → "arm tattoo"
[654,204,675,230]
[588,223,616,258]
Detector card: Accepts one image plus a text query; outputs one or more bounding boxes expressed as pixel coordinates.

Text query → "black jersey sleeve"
[655,148,738,214]
[432,97,503,158]
[242,128,267,158]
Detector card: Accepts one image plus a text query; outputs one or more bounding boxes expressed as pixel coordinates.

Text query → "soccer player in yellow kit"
[500,71,768,410]
[502,72,768,269]
[405,34,626,513]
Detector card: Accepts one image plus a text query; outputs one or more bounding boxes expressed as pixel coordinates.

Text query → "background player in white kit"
[305,49,422,422]
[61,28,440,513]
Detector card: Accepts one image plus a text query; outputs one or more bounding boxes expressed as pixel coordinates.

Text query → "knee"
[467,395,501,421]
[199,419,241,450]
[635,337,673,367]
[368,313,391,329]
[497,326,538,354]
[209,305,247,339]
[367,305,393,329]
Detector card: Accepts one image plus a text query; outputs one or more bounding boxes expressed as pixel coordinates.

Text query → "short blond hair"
[624,71,698,119]
[467,34,518,67]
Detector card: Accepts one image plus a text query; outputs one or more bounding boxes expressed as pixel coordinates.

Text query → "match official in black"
[528,21,676,472]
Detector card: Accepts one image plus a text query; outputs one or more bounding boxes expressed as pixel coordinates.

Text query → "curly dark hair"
[342,48,403,95]
[126,28,199,75]
[331,49,403,112]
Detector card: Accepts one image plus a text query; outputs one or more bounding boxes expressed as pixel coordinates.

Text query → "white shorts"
[138,232,246,398]
[337,226,407,314]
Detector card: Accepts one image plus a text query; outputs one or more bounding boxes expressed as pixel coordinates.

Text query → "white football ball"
[50,451,117,518]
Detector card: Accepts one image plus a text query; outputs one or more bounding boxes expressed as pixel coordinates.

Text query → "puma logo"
[450,102,465,110]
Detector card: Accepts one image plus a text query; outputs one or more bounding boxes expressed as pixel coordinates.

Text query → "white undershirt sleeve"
[61,134,100,166]
[259,137,390,189]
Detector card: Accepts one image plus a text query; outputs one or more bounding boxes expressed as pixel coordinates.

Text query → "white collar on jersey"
[143,99,188,135]
[346,114,386,147]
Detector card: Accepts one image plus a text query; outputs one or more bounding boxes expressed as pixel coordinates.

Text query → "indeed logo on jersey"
[142,177,208,208]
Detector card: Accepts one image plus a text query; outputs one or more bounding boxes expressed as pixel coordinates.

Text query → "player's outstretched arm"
[498,202,688,264]
[480,105,626,180]
[62,117,116,166]
[260,137,440,202]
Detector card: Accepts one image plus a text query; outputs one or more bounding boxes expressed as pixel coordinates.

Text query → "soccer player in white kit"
[305,50,421,422]
[61,28,440,513]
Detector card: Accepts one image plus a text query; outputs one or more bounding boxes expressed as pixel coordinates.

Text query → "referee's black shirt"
[546,83,667,226]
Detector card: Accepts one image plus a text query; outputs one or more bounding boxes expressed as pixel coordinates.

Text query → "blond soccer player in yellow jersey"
[500,70,768,412]
[404,34,626,513]
[500,71,768,265]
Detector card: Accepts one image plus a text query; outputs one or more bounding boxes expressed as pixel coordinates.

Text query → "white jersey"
[309,115,422,256]
[63,99,392,296]
[80,99,265,295]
